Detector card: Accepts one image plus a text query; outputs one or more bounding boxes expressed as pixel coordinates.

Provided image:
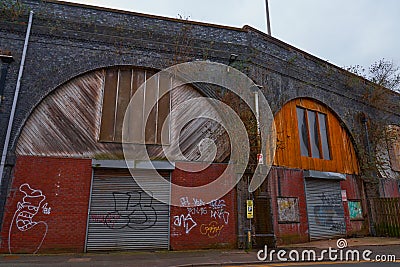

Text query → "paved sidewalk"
[1,249,261,267]
[1,237,399,267]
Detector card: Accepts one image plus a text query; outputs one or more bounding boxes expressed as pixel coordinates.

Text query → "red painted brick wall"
[268,167,309,245]
[0,156,92,254]
[340,175,369,236]
[170,162,237,250]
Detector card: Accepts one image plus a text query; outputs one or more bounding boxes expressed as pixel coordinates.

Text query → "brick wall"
[340,175,369,236]
[269,169,368,244]
[268,167,309,245]
[1,0,399,159]
[170,162,237,250]
[0,156,92,253]
[0,0,399,248]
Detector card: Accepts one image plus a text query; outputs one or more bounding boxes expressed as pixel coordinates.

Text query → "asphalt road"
[0,245,399,267]
[243,263,400,267]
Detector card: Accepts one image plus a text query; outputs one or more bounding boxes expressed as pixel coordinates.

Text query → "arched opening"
[259,98,368,245]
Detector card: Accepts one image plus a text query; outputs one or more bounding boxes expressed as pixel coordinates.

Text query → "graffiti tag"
[104,191,157,230]
[173,213,197,234]
[200,221,224,238]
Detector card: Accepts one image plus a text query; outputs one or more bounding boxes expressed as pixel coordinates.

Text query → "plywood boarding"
[99,69,118,141]
[114,69,133,142]
[273,98,359,174]
[16,68,230,162]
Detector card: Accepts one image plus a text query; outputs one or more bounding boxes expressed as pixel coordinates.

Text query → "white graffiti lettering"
[173,213,197,234]
[180,197,190,207]
[187,206,208,216]
[210,209,230,225]
[208,199,226,210]
[41,203,51,215]
[193,198,206,206]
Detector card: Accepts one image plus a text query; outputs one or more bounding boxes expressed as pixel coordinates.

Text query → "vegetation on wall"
[345,59,400,183]
[346,58,400,93]
[0,0,26,21]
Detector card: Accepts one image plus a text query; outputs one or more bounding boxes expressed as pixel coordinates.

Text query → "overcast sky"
[62,0,400,69]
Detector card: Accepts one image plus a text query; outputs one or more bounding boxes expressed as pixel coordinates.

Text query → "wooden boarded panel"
[114,69,133,142]
[126,70,146,143]
[99,69,118,141]
[371,198,400,237]
[274,98,359,175]
[16,68,229,163]
[157,72,171,144]
[144,72,158,144]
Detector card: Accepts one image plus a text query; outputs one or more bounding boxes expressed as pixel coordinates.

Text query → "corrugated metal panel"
[305,178,346,241]
[86,169,170,251]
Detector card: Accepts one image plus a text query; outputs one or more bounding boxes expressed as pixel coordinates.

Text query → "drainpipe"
[361,113,377,236]
[251,85,262,160]
[0,11,34,187]
[361,114,372,162]
[0,53,14,107]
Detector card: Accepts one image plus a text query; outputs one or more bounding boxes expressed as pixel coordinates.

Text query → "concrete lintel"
[304,170,346,180]
[92,159,175,170]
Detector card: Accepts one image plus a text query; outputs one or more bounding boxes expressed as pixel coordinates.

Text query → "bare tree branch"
[346,58,400,93]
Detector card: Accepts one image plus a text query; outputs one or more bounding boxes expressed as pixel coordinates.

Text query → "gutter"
[0,11,34,187]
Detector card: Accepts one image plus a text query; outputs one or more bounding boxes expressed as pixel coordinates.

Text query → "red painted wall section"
[170,162,237,250]
[268,167,308,245]
[340,175,369,236]
[379,179,400,198]
[0,156,92,254]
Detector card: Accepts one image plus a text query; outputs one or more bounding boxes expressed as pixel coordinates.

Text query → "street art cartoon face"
[8,183,51,254]
[15,184,46,231]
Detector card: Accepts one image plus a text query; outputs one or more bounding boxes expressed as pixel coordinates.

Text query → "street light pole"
[265,0,272,35]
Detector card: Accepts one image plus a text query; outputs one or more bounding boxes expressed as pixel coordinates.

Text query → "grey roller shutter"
[86,169,170,251]
[305,178,346,241]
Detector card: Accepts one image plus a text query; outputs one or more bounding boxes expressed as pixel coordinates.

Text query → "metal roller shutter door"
[86,169,170,251]
[305,178,346,241]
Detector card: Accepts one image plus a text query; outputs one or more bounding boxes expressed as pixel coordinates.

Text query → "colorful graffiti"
[200,221,224,238]
[277,197,299,223]
[314,205,346,233]
[348,201,363,220]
